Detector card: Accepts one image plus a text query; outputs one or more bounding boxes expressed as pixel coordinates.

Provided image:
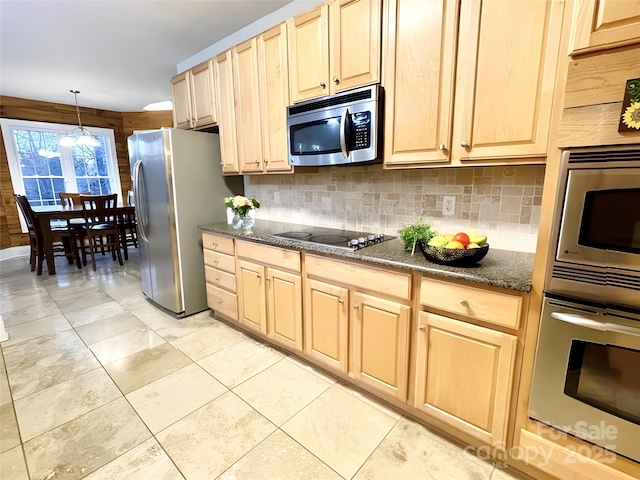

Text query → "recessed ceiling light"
[143,101,173,111]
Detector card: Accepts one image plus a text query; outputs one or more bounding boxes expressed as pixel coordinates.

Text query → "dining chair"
[118,211,138,260]
[14,194,82,275]
[78,194,123,271]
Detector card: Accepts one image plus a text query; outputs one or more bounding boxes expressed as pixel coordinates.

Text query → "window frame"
[1,118,122,232]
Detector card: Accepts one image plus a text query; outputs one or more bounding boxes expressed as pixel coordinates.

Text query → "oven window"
[579,188,640,254]
[290,119,342,155]
[565,340,640,425]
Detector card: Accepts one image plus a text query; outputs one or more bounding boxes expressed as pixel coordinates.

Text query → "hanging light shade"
[60,90,101,147]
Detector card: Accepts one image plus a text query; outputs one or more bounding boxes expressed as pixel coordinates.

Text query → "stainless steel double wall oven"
[529,146,640,463]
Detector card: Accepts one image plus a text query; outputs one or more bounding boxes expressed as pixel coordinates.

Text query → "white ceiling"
[0,0,293,112]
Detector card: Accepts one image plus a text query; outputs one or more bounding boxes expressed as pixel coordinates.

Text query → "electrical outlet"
[274,191,280,204]
[442,196,456,216]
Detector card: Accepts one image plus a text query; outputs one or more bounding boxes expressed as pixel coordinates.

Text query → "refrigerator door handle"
[134,159,149,242]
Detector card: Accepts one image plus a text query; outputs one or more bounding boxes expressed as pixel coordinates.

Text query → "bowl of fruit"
[419,230,489,266]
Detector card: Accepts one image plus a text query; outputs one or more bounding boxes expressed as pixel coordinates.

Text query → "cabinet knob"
[256,274,261,279]
[333,76,339,84]
[320,81,326,88]
[338,299,344,304]
[266,277,271,281]
[353,304,359,309]
[419,325,426,332]
[461,140,469,148]
[264,158,268,164]
[213,259,218,264]
[255,159,260,165]
[212,242,217,247]
[215,277,220,282]
[216,299,222,304]
[438,144,447,151]
[460,299,469,307]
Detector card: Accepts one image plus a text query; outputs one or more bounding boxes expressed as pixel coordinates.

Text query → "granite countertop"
[198,220,535,293]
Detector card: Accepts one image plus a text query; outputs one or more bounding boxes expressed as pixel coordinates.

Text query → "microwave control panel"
[351,112,371,150]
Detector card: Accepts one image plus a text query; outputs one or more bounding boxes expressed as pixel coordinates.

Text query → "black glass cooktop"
[272,227,394,250]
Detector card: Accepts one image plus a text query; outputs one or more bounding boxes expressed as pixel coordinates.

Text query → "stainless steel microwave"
[286,84,382,166]
[547,147,640,310]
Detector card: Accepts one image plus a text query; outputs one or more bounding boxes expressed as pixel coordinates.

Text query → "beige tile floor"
[0,251,530,480]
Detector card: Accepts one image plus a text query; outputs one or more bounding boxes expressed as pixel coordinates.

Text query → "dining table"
[31,203,135,275]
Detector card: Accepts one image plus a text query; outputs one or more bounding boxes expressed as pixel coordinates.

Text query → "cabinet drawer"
[236,240,301,272]
[204,266,236,293]
[306,254,412,301]
[202,232,235,255]
[420,277,522,329]
[203,249,235,274]
[206,283,238,320]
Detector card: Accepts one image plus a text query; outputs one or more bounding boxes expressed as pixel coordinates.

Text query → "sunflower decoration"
[622,101,640,130]
[619,78,640,132]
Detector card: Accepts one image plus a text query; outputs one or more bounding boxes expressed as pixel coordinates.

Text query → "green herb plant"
[397,217,437,255]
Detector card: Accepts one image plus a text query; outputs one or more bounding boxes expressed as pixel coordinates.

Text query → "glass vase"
[232,213,254,230]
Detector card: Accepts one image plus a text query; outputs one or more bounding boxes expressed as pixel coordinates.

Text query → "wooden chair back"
[80,194,118,227]
[14,194,37,235]
[59,192,89,206]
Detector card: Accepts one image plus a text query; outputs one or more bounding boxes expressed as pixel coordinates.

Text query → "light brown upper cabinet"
[569,0,640,55]
[189,60,217,128]
[170,71,192,129]
[233,24,292,174]
[288,0,382,103]
[171,61,217,130]
[213,50,240,175]
[384,0,564,167]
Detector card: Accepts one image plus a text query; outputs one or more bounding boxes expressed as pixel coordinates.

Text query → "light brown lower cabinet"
[304,277,410,401]
[236,258,303,351]
[414,311,517,445]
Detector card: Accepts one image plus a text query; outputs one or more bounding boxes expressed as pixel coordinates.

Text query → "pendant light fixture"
[59,90,101,147]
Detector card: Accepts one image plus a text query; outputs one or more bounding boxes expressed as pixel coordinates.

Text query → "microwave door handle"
[551,312,607,331]
[339,108,349,159]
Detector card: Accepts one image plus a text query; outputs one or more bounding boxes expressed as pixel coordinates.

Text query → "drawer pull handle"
[419,326,426,332]
[460,299,469,307]
[216,299,223,304]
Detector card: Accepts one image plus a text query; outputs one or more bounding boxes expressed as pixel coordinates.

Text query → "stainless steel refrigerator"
[128,128,243,317]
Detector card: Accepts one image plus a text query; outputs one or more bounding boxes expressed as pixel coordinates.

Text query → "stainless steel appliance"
[529,295,640,462]
[547,147,640,309]
[128,128,242,317]
[529,146,640,462]
[272,226,393,251]
[286,84,382,167]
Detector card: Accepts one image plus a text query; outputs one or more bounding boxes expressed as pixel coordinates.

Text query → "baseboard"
[0,246,30,261]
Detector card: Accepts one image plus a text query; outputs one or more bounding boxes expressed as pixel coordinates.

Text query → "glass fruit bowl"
[418,242,489,266]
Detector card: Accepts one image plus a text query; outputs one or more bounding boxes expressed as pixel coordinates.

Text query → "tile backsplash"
[244,164,545,252]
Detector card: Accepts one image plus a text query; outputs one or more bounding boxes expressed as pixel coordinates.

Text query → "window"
[1,119,122,230]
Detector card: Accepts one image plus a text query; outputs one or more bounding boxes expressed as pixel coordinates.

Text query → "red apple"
[453,232,470,247]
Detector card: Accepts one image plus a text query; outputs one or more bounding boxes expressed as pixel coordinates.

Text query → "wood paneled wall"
[558,44,640,147]
[0,96,172,249]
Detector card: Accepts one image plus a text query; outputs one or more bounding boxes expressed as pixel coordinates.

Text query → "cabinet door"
[237,259,267,334]
[570,0,640,54]
[258,24,293,173]
[213,50,239,174]
[170,71,192,129]
[351,292,410,401]
[288,4,330,103]
[414,312,517,445]
[383,0,457,166]
[304,278,349,373]
[190,60,216,128]
[233,38,263,173]
[452,0,564,161]
[330,0,382,93]
[266,267,302,351]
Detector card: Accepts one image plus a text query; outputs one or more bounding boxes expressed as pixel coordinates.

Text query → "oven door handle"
[551,312,607,331]
[551,312,640,337]
[339,107,349,159]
